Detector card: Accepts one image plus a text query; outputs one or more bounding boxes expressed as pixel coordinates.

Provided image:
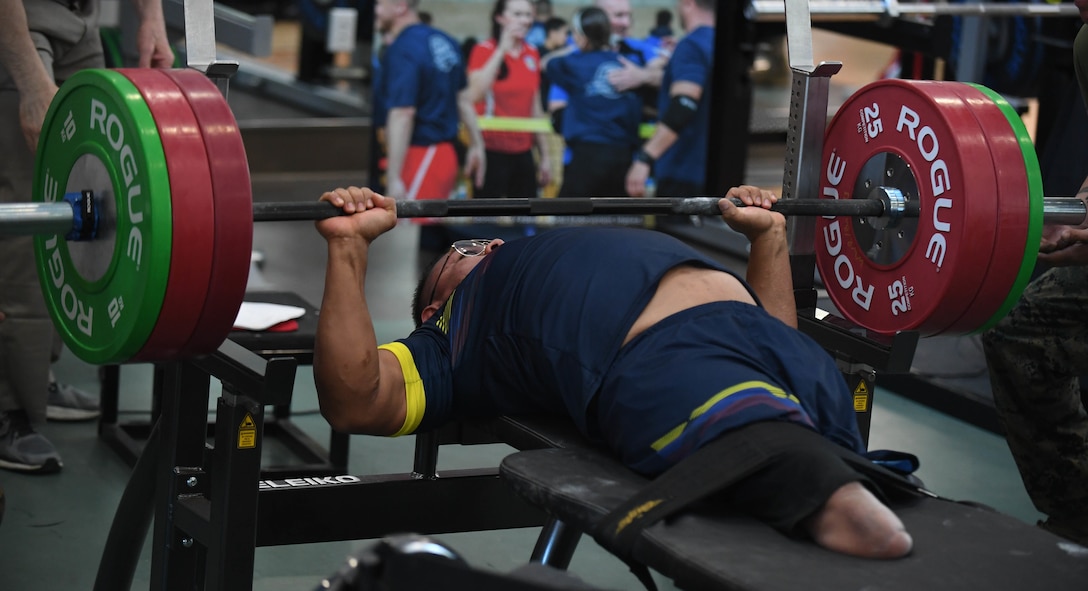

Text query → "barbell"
[0,68,1083,363]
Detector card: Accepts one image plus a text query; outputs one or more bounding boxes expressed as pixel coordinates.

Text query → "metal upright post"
[184,0,240,95]
[149,361,212,590]
[204,386,265,590]
[779,0,886,443]
[780,0,842,313]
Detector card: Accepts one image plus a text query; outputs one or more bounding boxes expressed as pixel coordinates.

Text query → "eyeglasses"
[427,239,492,305]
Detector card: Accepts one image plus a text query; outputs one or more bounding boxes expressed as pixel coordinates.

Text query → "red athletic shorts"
[402,142,458,201]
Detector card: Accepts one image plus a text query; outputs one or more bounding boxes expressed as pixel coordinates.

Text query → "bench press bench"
[498,437,1088,591]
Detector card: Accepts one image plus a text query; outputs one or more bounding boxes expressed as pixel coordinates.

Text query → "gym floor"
[0,15,1048,591]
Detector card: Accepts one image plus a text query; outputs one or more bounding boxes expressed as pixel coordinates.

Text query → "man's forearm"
[314,238,384,431]
[639,81,702,160]
[457,91,484,149]
[644,57,666,88]
[132,0,166,21]
[746,227,797,328]
[0,0,52,93]
[385,108,415,182]
[639,125,678,161]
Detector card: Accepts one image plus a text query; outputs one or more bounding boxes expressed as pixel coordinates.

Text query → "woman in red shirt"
[467,0,552,198]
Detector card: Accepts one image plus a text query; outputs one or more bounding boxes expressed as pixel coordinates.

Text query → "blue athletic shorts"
[593,301,864,476]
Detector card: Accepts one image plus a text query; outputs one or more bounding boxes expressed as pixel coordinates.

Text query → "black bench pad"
[500,447,1088,591]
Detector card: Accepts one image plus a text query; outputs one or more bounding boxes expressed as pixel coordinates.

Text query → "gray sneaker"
[46,380,100,421]
[0,410,62,474]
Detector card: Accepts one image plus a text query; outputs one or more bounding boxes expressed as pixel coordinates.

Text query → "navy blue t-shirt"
[656,26,714,188]
[378,227,865,474]
[545,50,643,147]
[379,24,466,146]
[546,36,654,105]
[380,227,742,436]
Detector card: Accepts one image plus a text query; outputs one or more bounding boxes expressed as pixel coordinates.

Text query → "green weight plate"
[118,69,216,362]
[967,83,1044,333]
[33,69,173,364]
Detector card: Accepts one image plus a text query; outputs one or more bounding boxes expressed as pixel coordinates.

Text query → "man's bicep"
[669,80,703,100]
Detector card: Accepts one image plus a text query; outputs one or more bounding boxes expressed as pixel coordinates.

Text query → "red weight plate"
[118,69,216,361]
[162,69,253,356]
[816,79,998,336]
[934,82,1030,336]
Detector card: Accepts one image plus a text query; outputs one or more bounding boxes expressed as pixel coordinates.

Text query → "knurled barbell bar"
[5,191,1086,236]
[0,68,1077,363]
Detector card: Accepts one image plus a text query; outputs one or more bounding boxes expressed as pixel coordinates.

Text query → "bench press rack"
[94,334,552,591]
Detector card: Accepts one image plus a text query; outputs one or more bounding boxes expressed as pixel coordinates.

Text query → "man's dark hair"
[544,16,567,34]
[572,7,610,51]
[412,250,448,328]
[534,0,552,19]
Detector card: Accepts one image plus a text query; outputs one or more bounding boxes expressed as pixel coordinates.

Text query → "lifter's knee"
[804,481,913,559]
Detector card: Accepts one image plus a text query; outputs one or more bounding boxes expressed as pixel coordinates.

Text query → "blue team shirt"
[545,50,643,147]
[379,227,864,474]
[545,37,653,106]
[382,227,744,435]
[378,24,466,146]
[656,26,714,187]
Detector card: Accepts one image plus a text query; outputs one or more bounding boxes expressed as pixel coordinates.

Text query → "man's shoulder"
[395,24,460,49]
[392,24,464,72]
[678,26,715,52]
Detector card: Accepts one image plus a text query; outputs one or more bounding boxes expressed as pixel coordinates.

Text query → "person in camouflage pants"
[980,15,1088,547]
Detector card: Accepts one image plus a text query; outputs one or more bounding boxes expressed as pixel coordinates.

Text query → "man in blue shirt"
[546,0,665,133]
[626,0,714,197]
[373,0,486,201]
[312,184,914,560]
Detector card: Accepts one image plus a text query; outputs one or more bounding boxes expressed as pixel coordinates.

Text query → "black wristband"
[635,149,656,166]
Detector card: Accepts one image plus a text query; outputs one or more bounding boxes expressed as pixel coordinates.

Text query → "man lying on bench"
[311,185,912,559]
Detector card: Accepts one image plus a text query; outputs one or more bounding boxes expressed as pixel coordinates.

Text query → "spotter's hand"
[718,185,785,241]
[315,186,398,244]
[1038,225,1088,267]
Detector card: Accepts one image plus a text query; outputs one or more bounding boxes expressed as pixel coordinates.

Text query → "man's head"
[413,239,505,326]
[677,0,716,31]
[375,0,419,35]
[595,0,633,39]
[534,0,553,21]
[543,17,569,50]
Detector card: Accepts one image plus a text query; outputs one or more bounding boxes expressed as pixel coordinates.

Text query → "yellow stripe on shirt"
[378,342,427,436]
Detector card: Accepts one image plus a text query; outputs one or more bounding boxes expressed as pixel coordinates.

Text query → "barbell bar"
[4,193,1086,238]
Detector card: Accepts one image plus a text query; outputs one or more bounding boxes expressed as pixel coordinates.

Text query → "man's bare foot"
[803,481,913,559]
